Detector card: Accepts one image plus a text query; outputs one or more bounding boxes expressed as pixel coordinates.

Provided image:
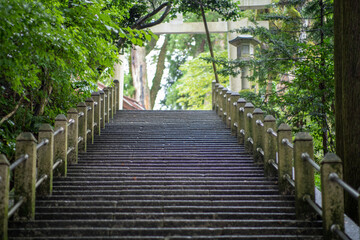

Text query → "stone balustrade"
[212,81,359,240]
[0,80,120,240]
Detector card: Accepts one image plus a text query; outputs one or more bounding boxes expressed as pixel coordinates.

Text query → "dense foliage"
[0,0,154,160]
[216,0,335,157]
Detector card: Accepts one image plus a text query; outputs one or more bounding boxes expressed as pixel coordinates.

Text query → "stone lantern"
[229,35,260,90]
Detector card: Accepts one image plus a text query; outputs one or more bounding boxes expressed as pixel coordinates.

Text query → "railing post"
[114,80,120,111]
[244,103,255,153]
[54,114,68,177]
[277,123,293,194]
[99,90,105,129]
[263,115,277,178]
[37,124,54,196]
[77,102,87,152]
[214,83,220,114]
[0,154,10,240]
[103,88,110,123]
[91,92,101,136]
[294,132,315,219]
[321,153,344,239]
[236,98,247,144]
[14,132,37,220]
[212,80,216,111]
[221,88,228,123]
[225,90,232,128]
[67,108,78,164]
[252,108,264,165]
[85,97,94,144]
[230,93,240,135]
[217,86,225,118]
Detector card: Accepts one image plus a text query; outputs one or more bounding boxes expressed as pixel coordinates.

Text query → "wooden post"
[225,90,232,128]
[91,92,101,136]
[14,132,37,220]
[54,114,68,177]
[99,90,105,129]
[244,103,255,153]
[114,80,120,110]
[237,98,247,144]
[321,153,344,239]
[294,132,315,219]
[252,108,264,165]
[0,154,10,240]
[67,108,78,164]
[263,115,277,178]
[85,97,94,144]
[103,88,110,123]
[37,124,54,196]
[212,80,216,111]
[77,102,87,152]
[278,123,293,194]
[230,93,240,136]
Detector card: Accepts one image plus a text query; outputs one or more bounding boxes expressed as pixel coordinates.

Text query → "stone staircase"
[8,110,323,239]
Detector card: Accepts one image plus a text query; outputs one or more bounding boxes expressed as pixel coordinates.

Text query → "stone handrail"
[212,81,359,240]
[0,80,120,240]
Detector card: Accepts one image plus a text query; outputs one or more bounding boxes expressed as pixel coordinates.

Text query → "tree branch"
[132,2,172,30]
[0,96,24,126]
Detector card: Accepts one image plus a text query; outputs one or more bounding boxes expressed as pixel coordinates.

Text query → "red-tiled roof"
[97,82,144,110]
[123,96,145,110]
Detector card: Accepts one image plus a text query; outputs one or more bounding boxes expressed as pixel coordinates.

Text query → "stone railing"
[212,81,359,240]
[0,80,120,240]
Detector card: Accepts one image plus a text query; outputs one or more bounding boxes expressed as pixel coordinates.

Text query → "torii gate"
[114,0,270,109]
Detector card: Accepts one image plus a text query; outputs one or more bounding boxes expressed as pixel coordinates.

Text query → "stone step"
[35,199,294,207]
[38,194,293,201]
[35,206,296,214]
[9,219,322,229]
[8,226,323,238]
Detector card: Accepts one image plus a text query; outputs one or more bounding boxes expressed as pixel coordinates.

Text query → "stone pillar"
[111,86,115,118]
[91,92,101,136]
[236,98,247,144]
[85,98,94,144]
[263,115,277,178]
[99,90,105,129]
[214,83,220,114]
[77,102,87,152]
[252,108,264,164]
[244,102,254,153]
[321,153,344,239]
[54,114,68,177]
[222,88,229,123]
[114,54,125,110]
[294,132,315,219]
[14,132,37,220]
[230,92,240,135]
[227,21,242,92]
[37,124,54,196]
[225,90,232,128]
[0,154,10,240]
[67,108,78,164]
[212,80,216,111]
[217,86,225,117]
[114,80,120,111]
[103,88,110,123]
[277,123,293,194]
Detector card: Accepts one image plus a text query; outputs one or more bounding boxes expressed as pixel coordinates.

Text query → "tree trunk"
[336,0,360,223]
[200,4,219,83]
[150,36,168,109]
[131,45,150,109]
[34,67,53,116]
